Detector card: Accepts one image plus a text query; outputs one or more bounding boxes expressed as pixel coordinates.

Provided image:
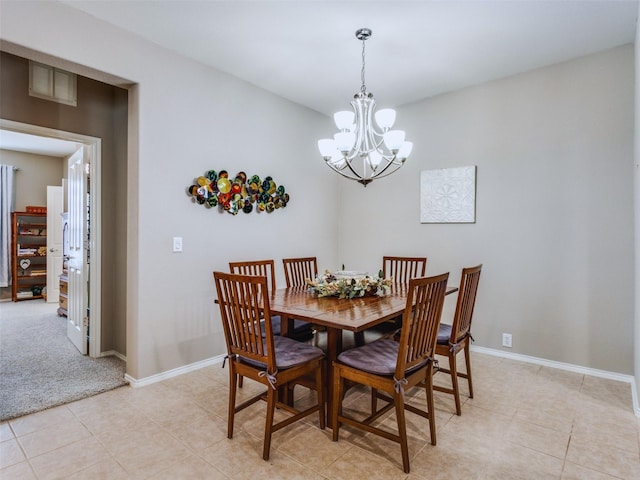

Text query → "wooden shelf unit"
[11,211,47,302]
[58,212,69,316]
[58,273,68,316]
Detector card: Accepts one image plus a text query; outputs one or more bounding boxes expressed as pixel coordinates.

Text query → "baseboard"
[471,345,640,417]
[124,354,225,388]
[98,350,126,362]
[122,346,639,417]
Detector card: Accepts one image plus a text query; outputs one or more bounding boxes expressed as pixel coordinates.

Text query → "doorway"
[0,120,102,357]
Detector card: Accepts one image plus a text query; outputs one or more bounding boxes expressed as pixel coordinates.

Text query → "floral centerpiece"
[306,270,393,299]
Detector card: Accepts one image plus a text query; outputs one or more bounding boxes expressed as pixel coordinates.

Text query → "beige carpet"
[0,299,127,421]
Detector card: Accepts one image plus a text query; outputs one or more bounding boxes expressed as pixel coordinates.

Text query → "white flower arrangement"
[306,270,392,299]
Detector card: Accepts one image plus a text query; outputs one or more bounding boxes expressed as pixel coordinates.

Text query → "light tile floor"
[1,349,639,479]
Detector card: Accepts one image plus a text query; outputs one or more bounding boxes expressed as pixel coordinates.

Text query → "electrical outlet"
[502,333,512,348]
[172,237,183,252]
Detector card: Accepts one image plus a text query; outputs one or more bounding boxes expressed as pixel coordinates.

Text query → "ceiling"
[2,1,637,156]
[60,0,638,116]
[0,130,79,157]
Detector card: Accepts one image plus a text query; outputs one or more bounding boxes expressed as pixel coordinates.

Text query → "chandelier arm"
[363,133,386,155]
[324,157,358,176]
[325,155,404,184]
[324,160,345,172]
[370,159,406,180]
[345,156,369,180]
[362,98,377,153]
[355,96,385,150]
[379,155,405,165]
[352,100,366,159]
[326,162,364,182]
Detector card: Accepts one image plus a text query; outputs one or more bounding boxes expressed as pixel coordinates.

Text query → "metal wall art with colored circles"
[187,170,290,215]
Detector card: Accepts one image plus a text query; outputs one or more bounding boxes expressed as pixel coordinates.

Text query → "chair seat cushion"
[262,316,315,342]
[269,316,313,335]
[437,323,452,344]
[338,338,431,376]
[336,338,396,375]
[240,335,324,370]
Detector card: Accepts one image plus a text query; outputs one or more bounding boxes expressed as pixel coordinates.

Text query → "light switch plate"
[173,237,183,252]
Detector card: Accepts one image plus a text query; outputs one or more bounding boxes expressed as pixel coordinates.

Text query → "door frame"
[46,185,63,303]
[1,118,102,358]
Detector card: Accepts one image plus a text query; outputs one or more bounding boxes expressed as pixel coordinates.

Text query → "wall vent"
[29,61,77,107]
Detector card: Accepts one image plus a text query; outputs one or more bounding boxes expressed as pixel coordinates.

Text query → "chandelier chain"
[360,37,367,93]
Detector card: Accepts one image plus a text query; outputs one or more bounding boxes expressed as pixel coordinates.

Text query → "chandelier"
[318,28,413,187]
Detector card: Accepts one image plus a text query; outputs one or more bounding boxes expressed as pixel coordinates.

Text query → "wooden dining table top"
[268,284,459,333]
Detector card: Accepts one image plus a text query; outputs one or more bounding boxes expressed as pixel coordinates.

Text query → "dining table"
[268,282,458,419]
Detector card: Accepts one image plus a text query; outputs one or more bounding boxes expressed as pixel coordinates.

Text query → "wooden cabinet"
[58,273,68,316]
[11,212,47,301]
[58,212,69,316]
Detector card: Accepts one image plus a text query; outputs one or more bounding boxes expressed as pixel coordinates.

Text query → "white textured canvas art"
[420,166,476,223]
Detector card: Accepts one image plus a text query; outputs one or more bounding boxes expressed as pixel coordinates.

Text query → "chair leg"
[449,352,462,416]
[316,360,326,429]
[371,387,378,414]
[228,366,238,439]
[465,343,473,398]
[238,375,244,388]
[424,367,437,446]
[354,331,365,346]
[332,366,343,441]
[394,392,410,474]
[263,386,277,460]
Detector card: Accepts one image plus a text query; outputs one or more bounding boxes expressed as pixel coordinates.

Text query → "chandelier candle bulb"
[335,132,355,153]
[383,130,405,152]
[375,108,396,129]
[369,150,383,167]
[317,27,413,187]
[397,141,413,159]
[334,111,355,130]
[318,139,336,158]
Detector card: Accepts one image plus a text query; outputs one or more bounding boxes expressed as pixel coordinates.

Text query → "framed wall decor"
[420,166,476,223]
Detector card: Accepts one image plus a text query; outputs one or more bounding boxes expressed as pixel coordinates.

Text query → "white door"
[66,148,88,354]
[46,186,63,303]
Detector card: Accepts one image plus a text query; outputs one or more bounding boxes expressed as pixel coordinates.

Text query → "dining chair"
[283,256,318,288]
[354,255,428,346]
[228,259,277,291]
[213,271,326,461]
[434,264,482,415]
[382,255,427,327]
[332,272,449,474]
[282,256,323,345]
[383,256,427,284]
[229,259,314,342]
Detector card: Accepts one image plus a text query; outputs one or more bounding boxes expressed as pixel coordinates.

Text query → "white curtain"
[0,165,16,287]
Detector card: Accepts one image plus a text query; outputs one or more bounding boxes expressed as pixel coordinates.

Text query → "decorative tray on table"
[306,270,392,299]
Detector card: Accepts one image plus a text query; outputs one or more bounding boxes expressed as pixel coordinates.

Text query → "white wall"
[0,150,64,210]
[339,45,636,375]
[0,1,339,379]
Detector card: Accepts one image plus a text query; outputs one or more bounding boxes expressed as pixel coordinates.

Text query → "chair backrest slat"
[396,273,448,377]
[383,256,427,284]
[283,257,318,287]
[214,271,276,372]
[451,265,482,343]
[229,259,277,292]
